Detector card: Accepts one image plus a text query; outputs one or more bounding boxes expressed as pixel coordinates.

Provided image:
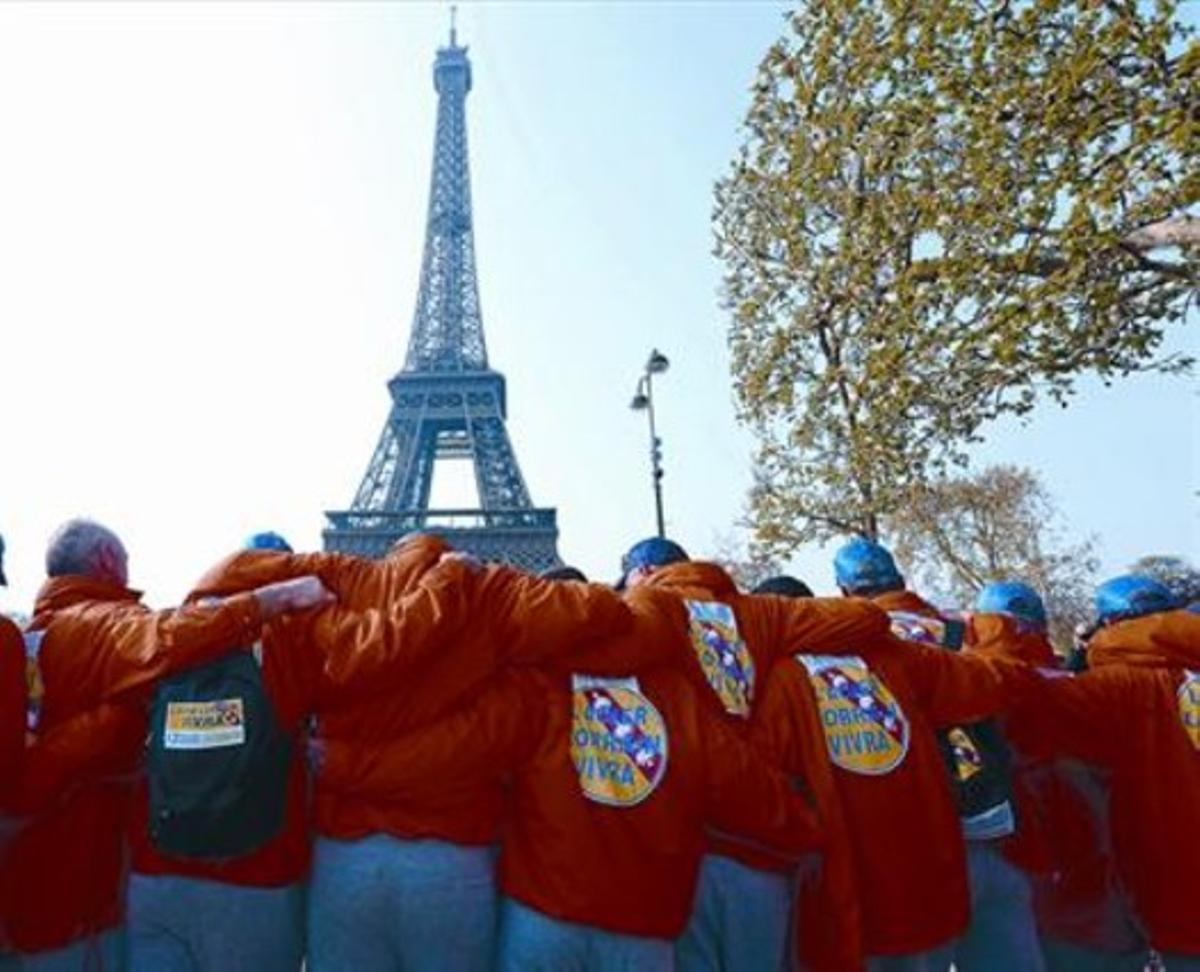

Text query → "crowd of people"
[0,516,1196,972]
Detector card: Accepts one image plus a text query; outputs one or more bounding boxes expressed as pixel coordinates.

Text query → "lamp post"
[630,348,669,538]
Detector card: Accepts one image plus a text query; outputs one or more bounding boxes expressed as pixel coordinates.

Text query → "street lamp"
[629,348,670,537]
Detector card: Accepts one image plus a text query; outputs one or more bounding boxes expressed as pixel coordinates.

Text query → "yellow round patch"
[803,656,910,776]
[571,681,668,807]
[1178,672,1200,751]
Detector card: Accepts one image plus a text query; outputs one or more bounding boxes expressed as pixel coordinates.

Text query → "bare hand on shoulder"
[253,576,336,619]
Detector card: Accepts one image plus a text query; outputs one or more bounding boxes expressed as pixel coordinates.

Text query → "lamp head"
[646,349,669,375]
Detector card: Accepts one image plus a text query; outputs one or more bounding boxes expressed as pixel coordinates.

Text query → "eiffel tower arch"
[323,24,561,573]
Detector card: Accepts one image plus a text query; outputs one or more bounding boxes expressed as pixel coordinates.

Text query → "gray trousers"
[1041,937,1148,972]
[0,928,126,972]
[306,834,496,972]
[497,897,673,971]
[865,941,955,972]
[676,854,791,972]
[954,842,1046,972]
[127,873,303,972]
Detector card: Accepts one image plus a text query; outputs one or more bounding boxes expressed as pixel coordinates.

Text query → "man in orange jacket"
[299,537,632,972]
[316,572,823,972]
[123,531,477,972]
[603,538,888,972]
[0,518,332,970]
[750,616,1035,970]
[968,581,1148,972]
[832,538,1045,972]
[1012,574,1200,970]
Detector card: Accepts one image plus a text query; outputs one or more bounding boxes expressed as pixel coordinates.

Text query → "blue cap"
[833,537,902,593]
[1095,574,1177,624]
[976,581,1047,627]
[620,537,688,580]
[244,531,293,553]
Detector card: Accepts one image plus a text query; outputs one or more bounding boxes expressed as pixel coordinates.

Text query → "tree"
[885,465,1097,650]
[1129,554,1200,604]
[717,0,1197,549]
[707,527,785,593]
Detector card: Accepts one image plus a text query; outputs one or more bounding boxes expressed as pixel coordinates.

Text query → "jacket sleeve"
[63,593,264,704]
[319,672,546,798]
[903,641,1034,729]
[767,596,892,662]
[486,568,633,664]
[562,590,689,675]
[309,558,475,706]
[1006,672,1123,765]
[0,620,25,786]
[702,699,822,861]
[1,704,145,816]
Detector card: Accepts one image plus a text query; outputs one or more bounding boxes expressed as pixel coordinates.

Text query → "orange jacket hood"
[645,561,739,600]
[1088,609,1200,670]
[872,588,942,619]
[968,612,1057,668]
[30,576,142,631]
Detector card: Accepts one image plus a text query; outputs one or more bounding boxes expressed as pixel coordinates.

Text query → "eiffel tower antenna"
[324,31,560,571]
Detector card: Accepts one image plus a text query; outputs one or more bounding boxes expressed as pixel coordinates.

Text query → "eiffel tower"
[323,20,560,572]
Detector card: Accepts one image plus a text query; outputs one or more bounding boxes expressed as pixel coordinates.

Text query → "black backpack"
[938,719,1015,821]
[147,648,292,860]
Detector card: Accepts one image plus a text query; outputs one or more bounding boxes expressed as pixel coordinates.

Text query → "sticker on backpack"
[163,698,246,750]
[798,654,910,775]
[685,600,755,718]
[1179,672,1200,751]
[946,727,984,781]
[570,675,668,807]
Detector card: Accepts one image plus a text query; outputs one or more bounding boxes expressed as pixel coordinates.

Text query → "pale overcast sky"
[0,1,1196,613]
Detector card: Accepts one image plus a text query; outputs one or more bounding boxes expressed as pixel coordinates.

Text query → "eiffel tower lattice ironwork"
[323,23,560,571]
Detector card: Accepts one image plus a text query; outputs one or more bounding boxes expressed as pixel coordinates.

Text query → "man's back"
[1021,642,1200,955]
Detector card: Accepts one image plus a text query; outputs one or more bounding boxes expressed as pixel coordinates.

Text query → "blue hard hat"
[244,531,293,553]
[619,536,688,580]
[1094,574,1177,624]
[976,580,1047,627]
[833,537,902,593]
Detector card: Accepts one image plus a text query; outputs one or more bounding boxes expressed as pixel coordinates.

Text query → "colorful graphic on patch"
[685,600,755,718]
[163,699,246,750]
[888,611,955,648]
[799,654,910,775]
[1178,671,1200,751]
[571,675,668,807]
[947,727,984,781]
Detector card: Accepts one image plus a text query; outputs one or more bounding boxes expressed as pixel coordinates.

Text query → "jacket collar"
[30,575,142,630]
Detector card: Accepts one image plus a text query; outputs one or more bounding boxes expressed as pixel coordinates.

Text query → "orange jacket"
[129,543,475,888]
[590,562,887,872]
[0,618,23,804]
[309,545,632,845]
[0,576,264,953]
[752,634,1024,969]
[321,658,821,939]
[1013,609,1200,954]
